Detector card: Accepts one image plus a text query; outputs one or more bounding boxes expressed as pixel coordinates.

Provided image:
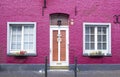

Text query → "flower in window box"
[20,51,27,55]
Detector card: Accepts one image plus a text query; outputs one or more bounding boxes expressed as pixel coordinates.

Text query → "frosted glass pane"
[12,28,16,35]
[29,43,33,49]
[11,44,17,49]
[29,35,33,42]
[17,44,21,49]
[24,35,29,42]
[12,35,16,41]
[24,42,29,49]
[17,35,21,42]
[29,26,34,34]
[17,26,22,34]
[24,26,29,34]
[29,26,34,30]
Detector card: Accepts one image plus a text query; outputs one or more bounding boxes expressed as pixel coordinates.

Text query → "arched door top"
[50,13,69,26]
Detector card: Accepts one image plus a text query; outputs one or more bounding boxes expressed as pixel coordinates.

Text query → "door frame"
[50,26,69,66]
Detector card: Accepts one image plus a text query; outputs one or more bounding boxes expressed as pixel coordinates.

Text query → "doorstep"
[49,66,69,71]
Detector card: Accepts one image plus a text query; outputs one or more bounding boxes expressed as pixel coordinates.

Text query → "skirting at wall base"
[0,64,120,71]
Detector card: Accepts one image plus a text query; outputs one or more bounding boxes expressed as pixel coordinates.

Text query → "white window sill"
[83,53,112,57]
[7,52,37,56]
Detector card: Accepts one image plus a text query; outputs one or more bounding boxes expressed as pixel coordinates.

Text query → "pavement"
[0,70,120,77]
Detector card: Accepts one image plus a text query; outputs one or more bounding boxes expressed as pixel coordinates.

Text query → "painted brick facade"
[0,0,120,64]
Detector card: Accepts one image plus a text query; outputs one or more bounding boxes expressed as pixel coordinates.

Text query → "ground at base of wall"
[0,70,120,77]
[1,64,120,71]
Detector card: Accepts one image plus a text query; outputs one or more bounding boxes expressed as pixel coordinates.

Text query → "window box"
[83,51,112,57]
[8,51,37,56]
[9,51,27,56]
[89,51,104,56]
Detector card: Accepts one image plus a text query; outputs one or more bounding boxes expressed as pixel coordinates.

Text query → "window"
[7,22,36,56]
[83,23,111,56]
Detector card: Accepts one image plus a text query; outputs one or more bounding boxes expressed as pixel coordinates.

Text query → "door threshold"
[50,66,69,70]
[49,69,69,71]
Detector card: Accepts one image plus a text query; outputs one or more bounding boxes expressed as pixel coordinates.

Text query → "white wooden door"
[50,26,69,66]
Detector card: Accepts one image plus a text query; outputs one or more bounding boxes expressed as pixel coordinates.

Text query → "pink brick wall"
[0,0,120,64]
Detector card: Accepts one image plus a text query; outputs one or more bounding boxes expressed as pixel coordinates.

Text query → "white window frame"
[7,22,36,56]
[83,22,111,56]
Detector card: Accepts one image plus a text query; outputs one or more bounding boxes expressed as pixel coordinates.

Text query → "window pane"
[103,27,106,34]
[97,35,101,42]
[91,35,94,42]
[12,27,16,35]
[90,27,94,34]
[17,26,22,34]
[29,42,33,49]
[85,35,89,42]
[24,34,29,42]
[11,42,17,49]
[29,34,33,42]
[12,35,16,41]
[103,35,106,42]
[24,26,29,34]
[17,42,21,49]
[98,43,101,49]
[85,27,89,34]
[24,25,34,50]
[29,26,34,34]
[98,27,101,34]
[91,43,95,49]
[11,26,22,50]
[17,35,21,42]
[103,43,106,49]
[24,42,29,49]
[85,43,89,49]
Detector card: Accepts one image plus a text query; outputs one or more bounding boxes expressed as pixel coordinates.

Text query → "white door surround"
[50,26,69,66]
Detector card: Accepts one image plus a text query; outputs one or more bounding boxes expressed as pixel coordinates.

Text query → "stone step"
[50,66,69,70]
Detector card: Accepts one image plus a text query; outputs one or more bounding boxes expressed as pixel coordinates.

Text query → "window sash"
[85,25,108,50]
[10,25,34,51]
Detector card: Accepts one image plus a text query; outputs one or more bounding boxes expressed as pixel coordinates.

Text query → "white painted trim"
[50,26,69,66]
[83,22,111,55]
[7,22,36,56]
[58,27,61,61]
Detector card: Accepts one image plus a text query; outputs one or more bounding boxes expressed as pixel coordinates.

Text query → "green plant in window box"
[89,51,104,56]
